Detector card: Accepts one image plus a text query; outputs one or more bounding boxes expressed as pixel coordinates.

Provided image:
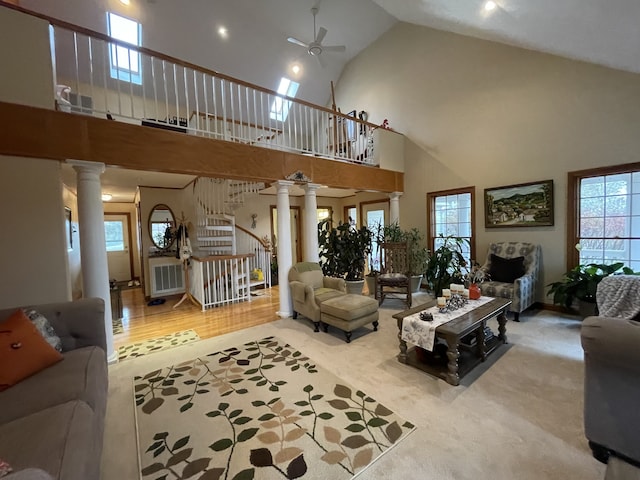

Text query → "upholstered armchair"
[288,262,346,331]
[479,242,541,321]
[581,275,640,470]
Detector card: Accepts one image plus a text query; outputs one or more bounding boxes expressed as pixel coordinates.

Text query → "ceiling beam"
[0,101,403,193]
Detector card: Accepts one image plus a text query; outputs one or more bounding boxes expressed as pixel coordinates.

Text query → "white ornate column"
[275,180,295,318]
[303,183,321,263]
[389,191,402,226]
[69,160,116,363]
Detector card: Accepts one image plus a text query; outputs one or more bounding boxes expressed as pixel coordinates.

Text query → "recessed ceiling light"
[484,1,497,11]
[102,194,113,201]
[218,26,228,39]
[292,64,301,75]
[119,0,130,5]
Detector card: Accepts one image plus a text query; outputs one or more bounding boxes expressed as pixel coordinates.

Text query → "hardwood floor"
[113,286,281,348]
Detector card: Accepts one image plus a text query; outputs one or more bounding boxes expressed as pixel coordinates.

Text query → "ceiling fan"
[287,7,346,68]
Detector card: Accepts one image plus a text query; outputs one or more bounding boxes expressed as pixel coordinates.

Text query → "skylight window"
[107,12,142,85]
[270,77,300,122]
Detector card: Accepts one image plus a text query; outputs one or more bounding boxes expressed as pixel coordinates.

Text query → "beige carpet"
[102,293,607,480]
[118,330,200,361]
[134,336,415,479]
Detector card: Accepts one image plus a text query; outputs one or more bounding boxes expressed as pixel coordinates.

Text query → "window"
[270,77,299,122]
[427,187,475,266]
[107,12,142,85]
[104,220,125,251]
[568,163,640,271]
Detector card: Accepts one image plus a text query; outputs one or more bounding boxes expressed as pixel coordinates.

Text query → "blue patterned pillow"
[23,309,63,352]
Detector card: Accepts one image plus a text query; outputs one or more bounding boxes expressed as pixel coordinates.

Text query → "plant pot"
[410,275,423,293]
[365,276,376,296]
[469,283,481,300]
[345,279,365,295]
[578,300,598,318]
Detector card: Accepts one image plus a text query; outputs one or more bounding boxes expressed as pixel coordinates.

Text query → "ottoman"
[320,294,379,343]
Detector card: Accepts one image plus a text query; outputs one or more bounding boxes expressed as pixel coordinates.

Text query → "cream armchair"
[288,262,346,331]
[479,242,541,321]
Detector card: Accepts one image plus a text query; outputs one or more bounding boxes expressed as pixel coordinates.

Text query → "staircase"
[192,177,269,308]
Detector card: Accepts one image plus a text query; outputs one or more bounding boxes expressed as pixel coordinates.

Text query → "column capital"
[389,191,403,200]
[67,159,106,175]
[272,180,295,192]
[302,183,322,193]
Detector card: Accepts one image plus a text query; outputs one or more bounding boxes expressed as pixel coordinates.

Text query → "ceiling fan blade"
[316,54,326,69]
[315,27,327,44]
[287,37,309,48]
[322,45,346,52]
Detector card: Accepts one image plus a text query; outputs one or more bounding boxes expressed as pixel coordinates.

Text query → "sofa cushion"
[0,310,63,392]
[0,346,107,425]
[0,401,98,480]
[489,254,525,283]
[321,294,379,321]
[313,288,345,308]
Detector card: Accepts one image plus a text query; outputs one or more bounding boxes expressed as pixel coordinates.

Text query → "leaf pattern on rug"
[119,330,200,361]
[135,336,415,480]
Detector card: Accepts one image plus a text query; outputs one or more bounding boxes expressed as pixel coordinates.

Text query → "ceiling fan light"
[308,45,322,56]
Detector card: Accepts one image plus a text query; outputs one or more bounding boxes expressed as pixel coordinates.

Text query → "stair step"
[202,225,233,231]
[197,236,234,242]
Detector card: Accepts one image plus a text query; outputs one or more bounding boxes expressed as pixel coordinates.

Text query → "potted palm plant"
[318,220,372,294]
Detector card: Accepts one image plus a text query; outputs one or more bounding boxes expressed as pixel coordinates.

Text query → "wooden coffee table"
[393,297,511,386]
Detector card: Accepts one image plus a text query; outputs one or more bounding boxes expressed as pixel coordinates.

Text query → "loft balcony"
[0,4,404,193]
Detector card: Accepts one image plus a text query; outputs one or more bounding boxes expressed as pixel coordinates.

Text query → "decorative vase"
[469,283,481,300]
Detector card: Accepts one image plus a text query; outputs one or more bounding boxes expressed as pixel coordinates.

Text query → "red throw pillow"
[0,309,63,391]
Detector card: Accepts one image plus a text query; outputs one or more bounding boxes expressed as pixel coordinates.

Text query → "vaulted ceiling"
[17,0,639,201]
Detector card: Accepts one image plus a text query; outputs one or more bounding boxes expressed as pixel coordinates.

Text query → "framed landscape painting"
[484,180,554,228]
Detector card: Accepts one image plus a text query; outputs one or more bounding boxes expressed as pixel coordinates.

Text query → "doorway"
[360,199,390,272]
[104,212,134,282]
[270,205,302,264]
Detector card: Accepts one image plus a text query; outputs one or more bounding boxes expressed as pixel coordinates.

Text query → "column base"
[276,310,292,319]
[107,351,119,364]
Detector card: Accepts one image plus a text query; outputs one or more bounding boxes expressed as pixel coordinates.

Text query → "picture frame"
[64,206,73,249]
[484,180,554,228]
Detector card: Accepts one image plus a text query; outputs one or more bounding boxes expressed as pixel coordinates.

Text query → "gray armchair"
[288,262,346,331]
[581,275,640,469]
[479,242,541,321]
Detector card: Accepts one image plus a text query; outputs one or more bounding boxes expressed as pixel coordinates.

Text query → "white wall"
[0,7,53,109]
[334,22,640,302]
[138,187,188,297]
[63,185,82,299]
[0,157,70,307]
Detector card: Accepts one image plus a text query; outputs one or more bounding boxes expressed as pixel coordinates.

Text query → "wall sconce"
[251,213,257,229]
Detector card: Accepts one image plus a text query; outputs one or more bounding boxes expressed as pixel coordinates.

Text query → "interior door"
[104,213,132,282]
[360,200,390,272]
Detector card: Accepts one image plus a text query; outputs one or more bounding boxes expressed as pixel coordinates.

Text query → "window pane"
[577,169,640,269]
[104,221,124,251]
[429,191,472,267]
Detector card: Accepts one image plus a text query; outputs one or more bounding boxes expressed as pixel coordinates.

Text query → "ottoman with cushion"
[320,294,379,343]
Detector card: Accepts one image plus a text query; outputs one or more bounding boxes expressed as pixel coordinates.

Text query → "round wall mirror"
[148,204,176,250]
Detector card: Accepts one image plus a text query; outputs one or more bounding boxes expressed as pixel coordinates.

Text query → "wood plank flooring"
[114,286,280,349]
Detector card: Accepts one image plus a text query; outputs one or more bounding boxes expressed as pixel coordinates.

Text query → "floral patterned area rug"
[113,317,124,335]
[134,336,415,480]
[119,330,200,361]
